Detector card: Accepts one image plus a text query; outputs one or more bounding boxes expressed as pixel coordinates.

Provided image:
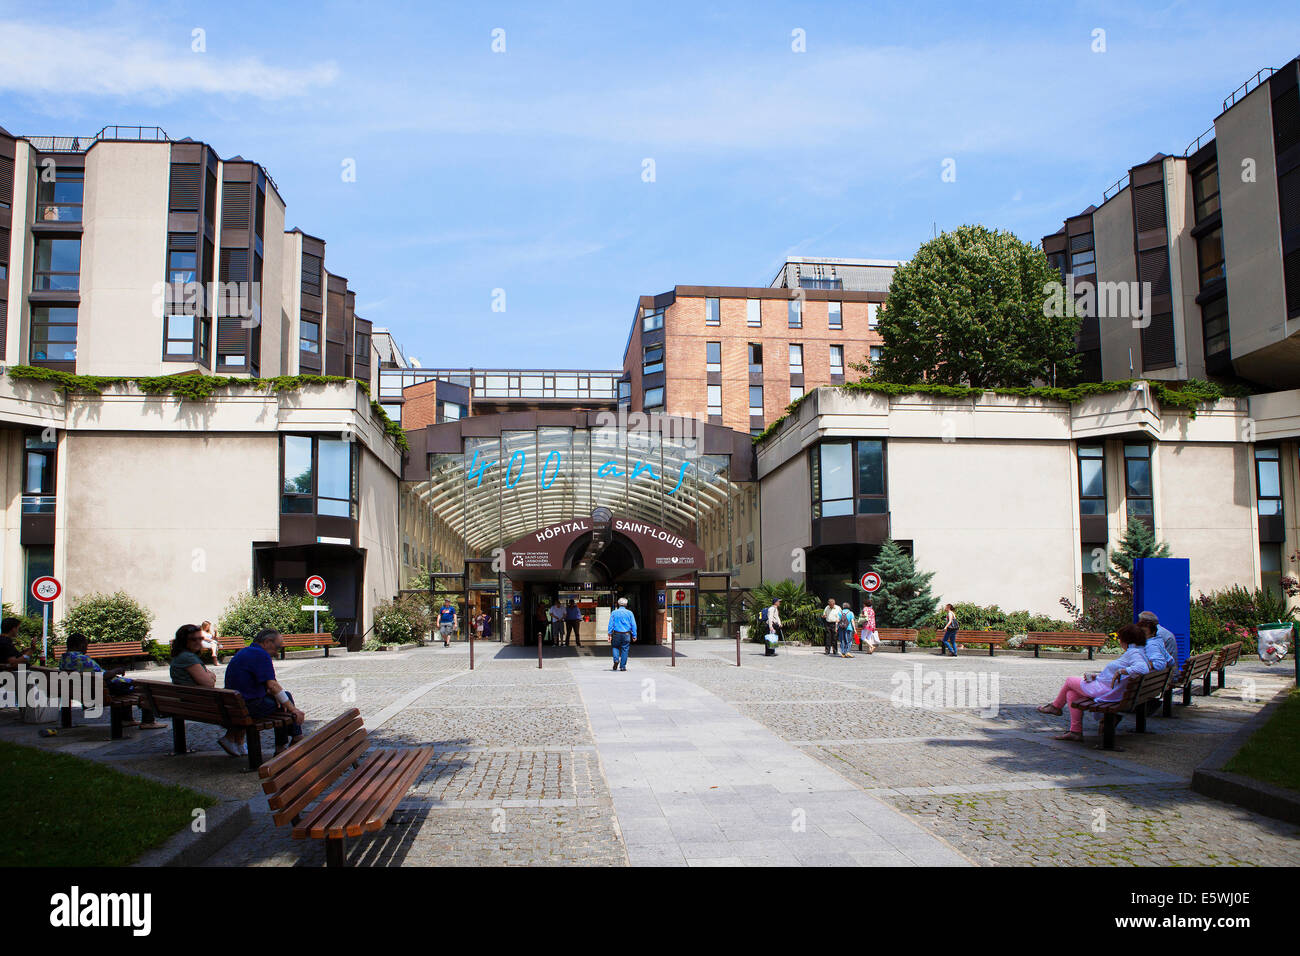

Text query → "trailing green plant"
[742,580,824,643]
[371,594,430,645]
[4,365,408,451]
[56,591,154,645]
[217,586,337,640]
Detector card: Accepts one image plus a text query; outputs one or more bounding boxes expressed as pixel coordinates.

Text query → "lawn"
[0,741,217,866]
[1224,689,1300,792]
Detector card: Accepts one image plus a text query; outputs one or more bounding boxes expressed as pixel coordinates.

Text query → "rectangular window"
[644,386,664,408]
[30,306,78,363]
[1255,446,1282,517]
[790,384,804,402]
[827,301,842,329]
[788,299,802,328]
[1078,444,1106,515]
[706,341,721,372]
[748,343,763,374]
[164,314,196,357]
[705,297,720,326]
[22,435,56,514]
[643,344,663,376]
[219,353,247,369]
[1197,227,1225,286]
[746,299,761,327]
[1202,296,1230,357]
[642,306,665,332]
[300,318,320,354]
[788,343,803,373]
[1192,160,1220,223]
[856,439,887,514]
[167,234,198,286]
[36,166,83,222]
[829,344,844,376]
[1124,444,1153,519]
[812,442,853,517]
[282,435,314,513]
[869,346,882,363]
[707,384,722,417]
[281,435,358,518]
[617,380,631,406]
[32,238,80,291]
[867,303,880,330]
[355,332,370,361]
[748,385,763,417]
[317,438,355,517]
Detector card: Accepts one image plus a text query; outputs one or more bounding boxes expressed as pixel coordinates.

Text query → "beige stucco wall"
[77,142,173,376]
[758,450,810,584]
[1165,156,1205,381]
[0,429,22,613]
[60,432,280,640]
[358,446,400,631]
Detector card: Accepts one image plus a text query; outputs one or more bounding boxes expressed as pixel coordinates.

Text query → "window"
[788,343,803,374]
[219,353,246,369]
[811,442,853,517]
[22,435,56,514]
[788,298,802,328]
[705,297,720,326]
[32,238,80,291]
[24,546,54,617]
[1124,444,1153,519]
[1192,160,1220,223]
[30,306,78,362]
[790,384,804,402]
[747,343,763,374]
[164,314,197,357]
[281,435,359,518]
[36,166,83,222]
[829,344,844,376]
[355,332,370,361]
[1078,444,1106,515]
[707,385,722,417]
[706,341,721,372]
[748,385,763,417]
[828,301,842,329]
[642,344,663,376]
[1202,296,1230,357]
[644,386,664,409]
[300,318,320,354]
[856,439,886,514]
[617,380,631,406]
[746,299,761,327]
[1197,228,1225,286]
[867,303,880,330]
[642,306,665,332]
[1262,543,1283,597]
[166,234,198,286]
[869,345,882,363]
[1255,446,1282,516]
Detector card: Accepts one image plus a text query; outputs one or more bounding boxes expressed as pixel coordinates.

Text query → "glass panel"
[1124,444,1150,459]
[1125,459,1152,498]
[1127,498,1154,516]
[857,440,884,496]
[25,455,47,495]
[857,498,887,514]
[747,300,761,326]
[283,436,313,494]
[706,342,721,365]
[644,387,664,408]
[1257,460,1280,498]
[1080,498,1107,516]
[828,301,841,327]
[819,443,852,504]
[1080,458,1104,499]
[318,439,351,502]
[788,300,801,327]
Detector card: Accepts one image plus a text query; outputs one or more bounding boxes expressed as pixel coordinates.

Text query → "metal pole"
[470,618,475,670]
[730,575,739,667]
[670,612,675,667]
[538,618,543,670]
[42,604,49,661]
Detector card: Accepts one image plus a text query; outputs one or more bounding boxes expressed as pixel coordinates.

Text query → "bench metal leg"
[171,717,187,754]
[1100,714,1116,750]
[1087,647,1095,661]
[1181,683,1193,707]
[988,644,995,657]
[1202,673,1212,696]
[1217,668,1226,689]
[1033,646,1040,658]
[111,705,125,740]
[1134,706,1148,734]
[246,730,264,770]
[900,641,906,654]
[1162,690,1174,719]
[325,837,347,867]
[61,704,73,729]
[324,646,330,658]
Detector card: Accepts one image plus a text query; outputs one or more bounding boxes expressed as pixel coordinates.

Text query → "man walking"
[763,598,782,656]
[437,599,458,647]
[565,599,582,646]
[821,598,842,656]
[548,598,565,646]
[607,597,637,671]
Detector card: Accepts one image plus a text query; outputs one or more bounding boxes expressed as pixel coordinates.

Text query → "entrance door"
[667,586,693,640]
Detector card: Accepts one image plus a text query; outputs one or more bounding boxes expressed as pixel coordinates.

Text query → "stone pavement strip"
[568,658,971,867]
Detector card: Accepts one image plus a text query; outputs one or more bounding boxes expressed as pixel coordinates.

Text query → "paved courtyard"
[2,640,1297,866]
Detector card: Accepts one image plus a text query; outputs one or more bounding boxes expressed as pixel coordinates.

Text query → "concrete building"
[0,124,400,636]
[1043,55,1300,390]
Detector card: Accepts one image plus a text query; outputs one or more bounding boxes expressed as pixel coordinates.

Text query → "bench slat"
[296,748,407,839]
[1022,632,1108,646]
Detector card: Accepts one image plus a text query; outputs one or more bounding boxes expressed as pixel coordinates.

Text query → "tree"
[1108,520,1171,577]
[1061,521,1172,634]
[866,225,1080,388]
[868,539,938,627]
[743,580,823,643]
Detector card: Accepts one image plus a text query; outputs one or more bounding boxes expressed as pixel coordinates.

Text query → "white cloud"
[0,21,337,100]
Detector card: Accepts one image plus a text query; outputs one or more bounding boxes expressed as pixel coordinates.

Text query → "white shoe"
[218,736,244,758]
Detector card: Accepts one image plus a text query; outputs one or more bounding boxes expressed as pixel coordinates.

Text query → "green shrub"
[372,594,429,645]
[217,586,337,640]
[56,591,154,645]
[743,580,824,643]
[1191,585,1295,652]
[921,603,1076,635]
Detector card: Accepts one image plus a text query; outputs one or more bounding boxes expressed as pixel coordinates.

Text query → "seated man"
[59,632,162,729]
[221,629,304,758]
[1137,611,1178,663]
[0,616,37,666]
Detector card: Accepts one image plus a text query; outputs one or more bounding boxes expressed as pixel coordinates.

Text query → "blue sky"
[0,1,1294,369]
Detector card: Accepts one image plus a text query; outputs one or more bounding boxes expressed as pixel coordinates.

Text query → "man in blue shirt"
[607,597,637,672]
[221,629,304,759]
[438,601,458,647]
[1138,611,1179,665]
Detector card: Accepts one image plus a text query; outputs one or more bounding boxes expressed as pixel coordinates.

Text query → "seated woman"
[198,620,221,663]
[1037,622,1150,741]
[170,623,217,688]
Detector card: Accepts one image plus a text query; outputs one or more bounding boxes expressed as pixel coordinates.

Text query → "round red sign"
[32,576,62,603]
[860,572,882,593]
[674,589,686,603]
[305,575,327,598]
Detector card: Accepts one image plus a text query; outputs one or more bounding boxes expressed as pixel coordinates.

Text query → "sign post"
[304,576,327,634]
[31,576,61,660]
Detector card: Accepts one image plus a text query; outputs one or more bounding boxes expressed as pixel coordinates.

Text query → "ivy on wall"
[4,365,409,452]
[752,378,1248,445]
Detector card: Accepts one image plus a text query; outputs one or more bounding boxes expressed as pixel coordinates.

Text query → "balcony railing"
[379,367,622,402]
[1223,67,1278,112]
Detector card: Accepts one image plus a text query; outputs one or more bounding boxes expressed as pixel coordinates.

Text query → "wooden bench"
[216,636,247,653]
[1203,641,1243,695]
[953,630,1008,656]
[258,708,433,867]
[277,633,337,659]
[875,628,919,652]
[1023,631,1109,660]
[1072,666,1174,750]
[51,641,145,661]
[133,680,295,770]
[1160,651,1216,716]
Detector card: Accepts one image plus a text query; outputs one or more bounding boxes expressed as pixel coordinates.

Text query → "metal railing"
[23,126,171,153]
[1102,172,1130,203]
[1223,67,1278,112]
[379,367,623,402]
[1184,126,1215,157]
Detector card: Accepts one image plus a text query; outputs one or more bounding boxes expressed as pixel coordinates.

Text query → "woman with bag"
[939,604,958,656]
[858,599,879,654]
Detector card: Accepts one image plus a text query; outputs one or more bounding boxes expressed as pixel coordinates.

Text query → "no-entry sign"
[860,571,882,593]
[674,589,687,603]
[305,575,327,598]
[31,576,61,603]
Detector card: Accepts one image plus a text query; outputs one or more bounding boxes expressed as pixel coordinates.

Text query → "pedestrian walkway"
[569,658,970,866]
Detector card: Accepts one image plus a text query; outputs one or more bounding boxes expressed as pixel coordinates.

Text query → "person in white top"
[763,599,782,656]
[1038,623,1151,741]
[821,599,842,657]
[548,600,565,646]
[199,620,220,663]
